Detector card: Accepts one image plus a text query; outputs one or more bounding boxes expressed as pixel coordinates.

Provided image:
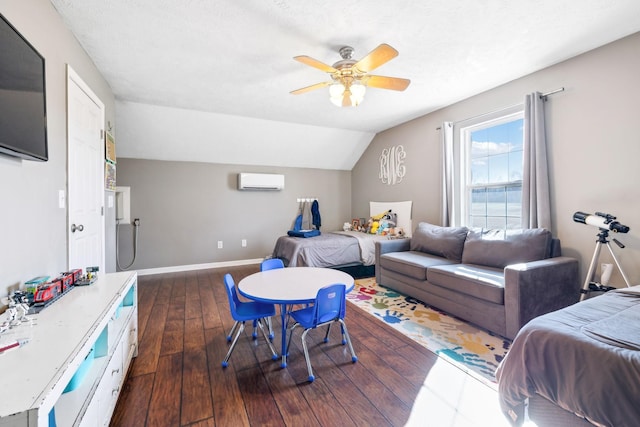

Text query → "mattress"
[496,286,640,427]
[272,231,385,267]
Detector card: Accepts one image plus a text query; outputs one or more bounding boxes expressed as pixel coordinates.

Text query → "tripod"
[580,229,632,300]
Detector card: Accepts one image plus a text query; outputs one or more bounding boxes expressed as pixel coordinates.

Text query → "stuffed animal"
[370,220,379,234]
[343,222,352,231]
[378,220,391,234]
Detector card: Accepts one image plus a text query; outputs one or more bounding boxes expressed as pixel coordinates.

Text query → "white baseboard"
[132,258,264,276]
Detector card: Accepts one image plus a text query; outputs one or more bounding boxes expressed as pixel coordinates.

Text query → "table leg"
[280,303,288,367]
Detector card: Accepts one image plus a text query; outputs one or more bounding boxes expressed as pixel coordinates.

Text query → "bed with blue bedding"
[272,201,413,271]
[272,231,386,268]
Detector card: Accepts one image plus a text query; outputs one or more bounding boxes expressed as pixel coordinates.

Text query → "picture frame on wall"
[105,161,116,191]
[105,131,116,163]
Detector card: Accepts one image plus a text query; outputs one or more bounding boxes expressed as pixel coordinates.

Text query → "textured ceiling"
[50,0,640,169]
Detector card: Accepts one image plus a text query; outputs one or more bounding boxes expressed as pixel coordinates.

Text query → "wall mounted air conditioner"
[238,173,285,191]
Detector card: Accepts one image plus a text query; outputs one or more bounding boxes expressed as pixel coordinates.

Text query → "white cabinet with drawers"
[0,272,138,426]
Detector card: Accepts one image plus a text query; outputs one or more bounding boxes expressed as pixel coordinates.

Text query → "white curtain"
[522,92,551,229]
[441,122,454,226]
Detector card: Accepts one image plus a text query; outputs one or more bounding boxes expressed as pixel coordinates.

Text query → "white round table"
[238,267,354,367]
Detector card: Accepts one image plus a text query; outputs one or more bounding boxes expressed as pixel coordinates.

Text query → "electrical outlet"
[217,241,223,249]
[241,239,247,247]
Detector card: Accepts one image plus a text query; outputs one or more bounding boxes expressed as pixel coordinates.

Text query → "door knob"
[71,224,84,233]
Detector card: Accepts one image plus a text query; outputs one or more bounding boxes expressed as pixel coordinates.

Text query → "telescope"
[573,211,629,233]
[574,211,632,300]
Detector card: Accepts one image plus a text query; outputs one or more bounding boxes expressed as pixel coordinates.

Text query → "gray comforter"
[272,231,385,267]
[496,286,640,427]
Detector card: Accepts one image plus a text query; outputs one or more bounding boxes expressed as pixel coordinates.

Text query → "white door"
[67,66,105,272]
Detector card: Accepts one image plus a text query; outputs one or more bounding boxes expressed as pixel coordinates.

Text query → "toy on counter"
[0,338,30,354]
[33,278,63,305]
[75,266,99,286]
[68,268,83,284]
[24,268,88,311]
[11,267,102,315]
[57,272,74,292]
[1,290,32,330]
[24,276,49,300]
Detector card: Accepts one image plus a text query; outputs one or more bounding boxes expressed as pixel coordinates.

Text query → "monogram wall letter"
[379,145,406,185]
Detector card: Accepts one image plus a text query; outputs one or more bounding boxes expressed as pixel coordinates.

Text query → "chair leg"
[222,321,245,367]
[286,322,300,356]
[266,316,274,340]
[256,319,279,360]
[338,319,358,363]
[251,319,258,339]
[323,323,332,343]
[226,321,239,342]
[300,329,315,382]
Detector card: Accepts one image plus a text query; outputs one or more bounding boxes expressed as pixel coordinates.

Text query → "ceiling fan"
[290,43,411,107]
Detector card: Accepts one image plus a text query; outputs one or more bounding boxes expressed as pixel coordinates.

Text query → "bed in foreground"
[496,286,640,427]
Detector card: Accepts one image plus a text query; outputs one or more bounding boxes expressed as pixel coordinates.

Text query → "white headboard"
[370,201,413,237]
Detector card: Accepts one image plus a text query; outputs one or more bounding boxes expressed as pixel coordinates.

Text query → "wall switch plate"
[241,239,247,247]
[58,190,65,209]
[217,241,223,249]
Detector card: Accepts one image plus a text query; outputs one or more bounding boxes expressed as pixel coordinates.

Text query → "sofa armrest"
[504,256,580,339]
[376,238,411,256]
[375,238,411,283]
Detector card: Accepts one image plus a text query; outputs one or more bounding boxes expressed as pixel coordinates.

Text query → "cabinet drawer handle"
[112,386,120,396]
[112,368,120,375]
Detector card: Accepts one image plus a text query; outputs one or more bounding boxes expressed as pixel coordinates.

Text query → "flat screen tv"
[0,13,47,161]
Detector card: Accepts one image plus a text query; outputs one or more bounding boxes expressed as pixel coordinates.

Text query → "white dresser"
[0,271,138,426]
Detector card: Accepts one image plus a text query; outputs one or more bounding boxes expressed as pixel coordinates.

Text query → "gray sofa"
[375,222,580,339]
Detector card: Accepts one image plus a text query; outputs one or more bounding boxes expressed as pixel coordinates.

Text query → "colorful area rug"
[347,278,511,387]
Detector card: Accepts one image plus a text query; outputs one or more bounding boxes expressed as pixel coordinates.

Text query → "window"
[460,112,524,230]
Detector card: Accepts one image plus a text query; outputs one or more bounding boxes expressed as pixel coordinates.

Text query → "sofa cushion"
[379,251,457,281]
[427,264,505,304]
[410,222,469,262]
[461,228,552,269]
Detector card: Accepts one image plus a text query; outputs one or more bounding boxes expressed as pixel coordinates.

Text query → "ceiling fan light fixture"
[292,43,408,106]
[329,80,366,107]
[329,81,345,98]
[350,82,366,104]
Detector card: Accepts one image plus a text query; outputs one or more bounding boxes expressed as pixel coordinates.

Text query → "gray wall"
[0,0,115,296]
[115,159,351,270]
[352,32,640,287]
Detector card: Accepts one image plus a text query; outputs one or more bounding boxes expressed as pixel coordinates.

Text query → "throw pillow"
[461,228,553,269]
[410,222,469,261]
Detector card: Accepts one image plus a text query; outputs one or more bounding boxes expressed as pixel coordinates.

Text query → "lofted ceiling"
[50,0,640,170]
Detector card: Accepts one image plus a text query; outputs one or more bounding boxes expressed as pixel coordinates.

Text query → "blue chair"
[260,258,284,271]
[222,273,278,367]
[286,283,358,382]
[259,258,285,339]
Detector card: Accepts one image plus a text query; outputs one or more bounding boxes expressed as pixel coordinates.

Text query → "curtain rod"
[540,87,564,98]
[435,87,565,130]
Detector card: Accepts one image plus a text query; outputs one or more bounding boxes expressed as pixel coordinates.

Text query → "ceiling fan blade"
[365,75,411,91]
[353,43,398,73]
[290,81,331,95]
[293,55,338,73]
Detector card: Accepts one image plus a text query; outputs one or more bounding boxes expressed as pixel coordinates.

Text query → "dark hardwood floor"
[110,265,508,427]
